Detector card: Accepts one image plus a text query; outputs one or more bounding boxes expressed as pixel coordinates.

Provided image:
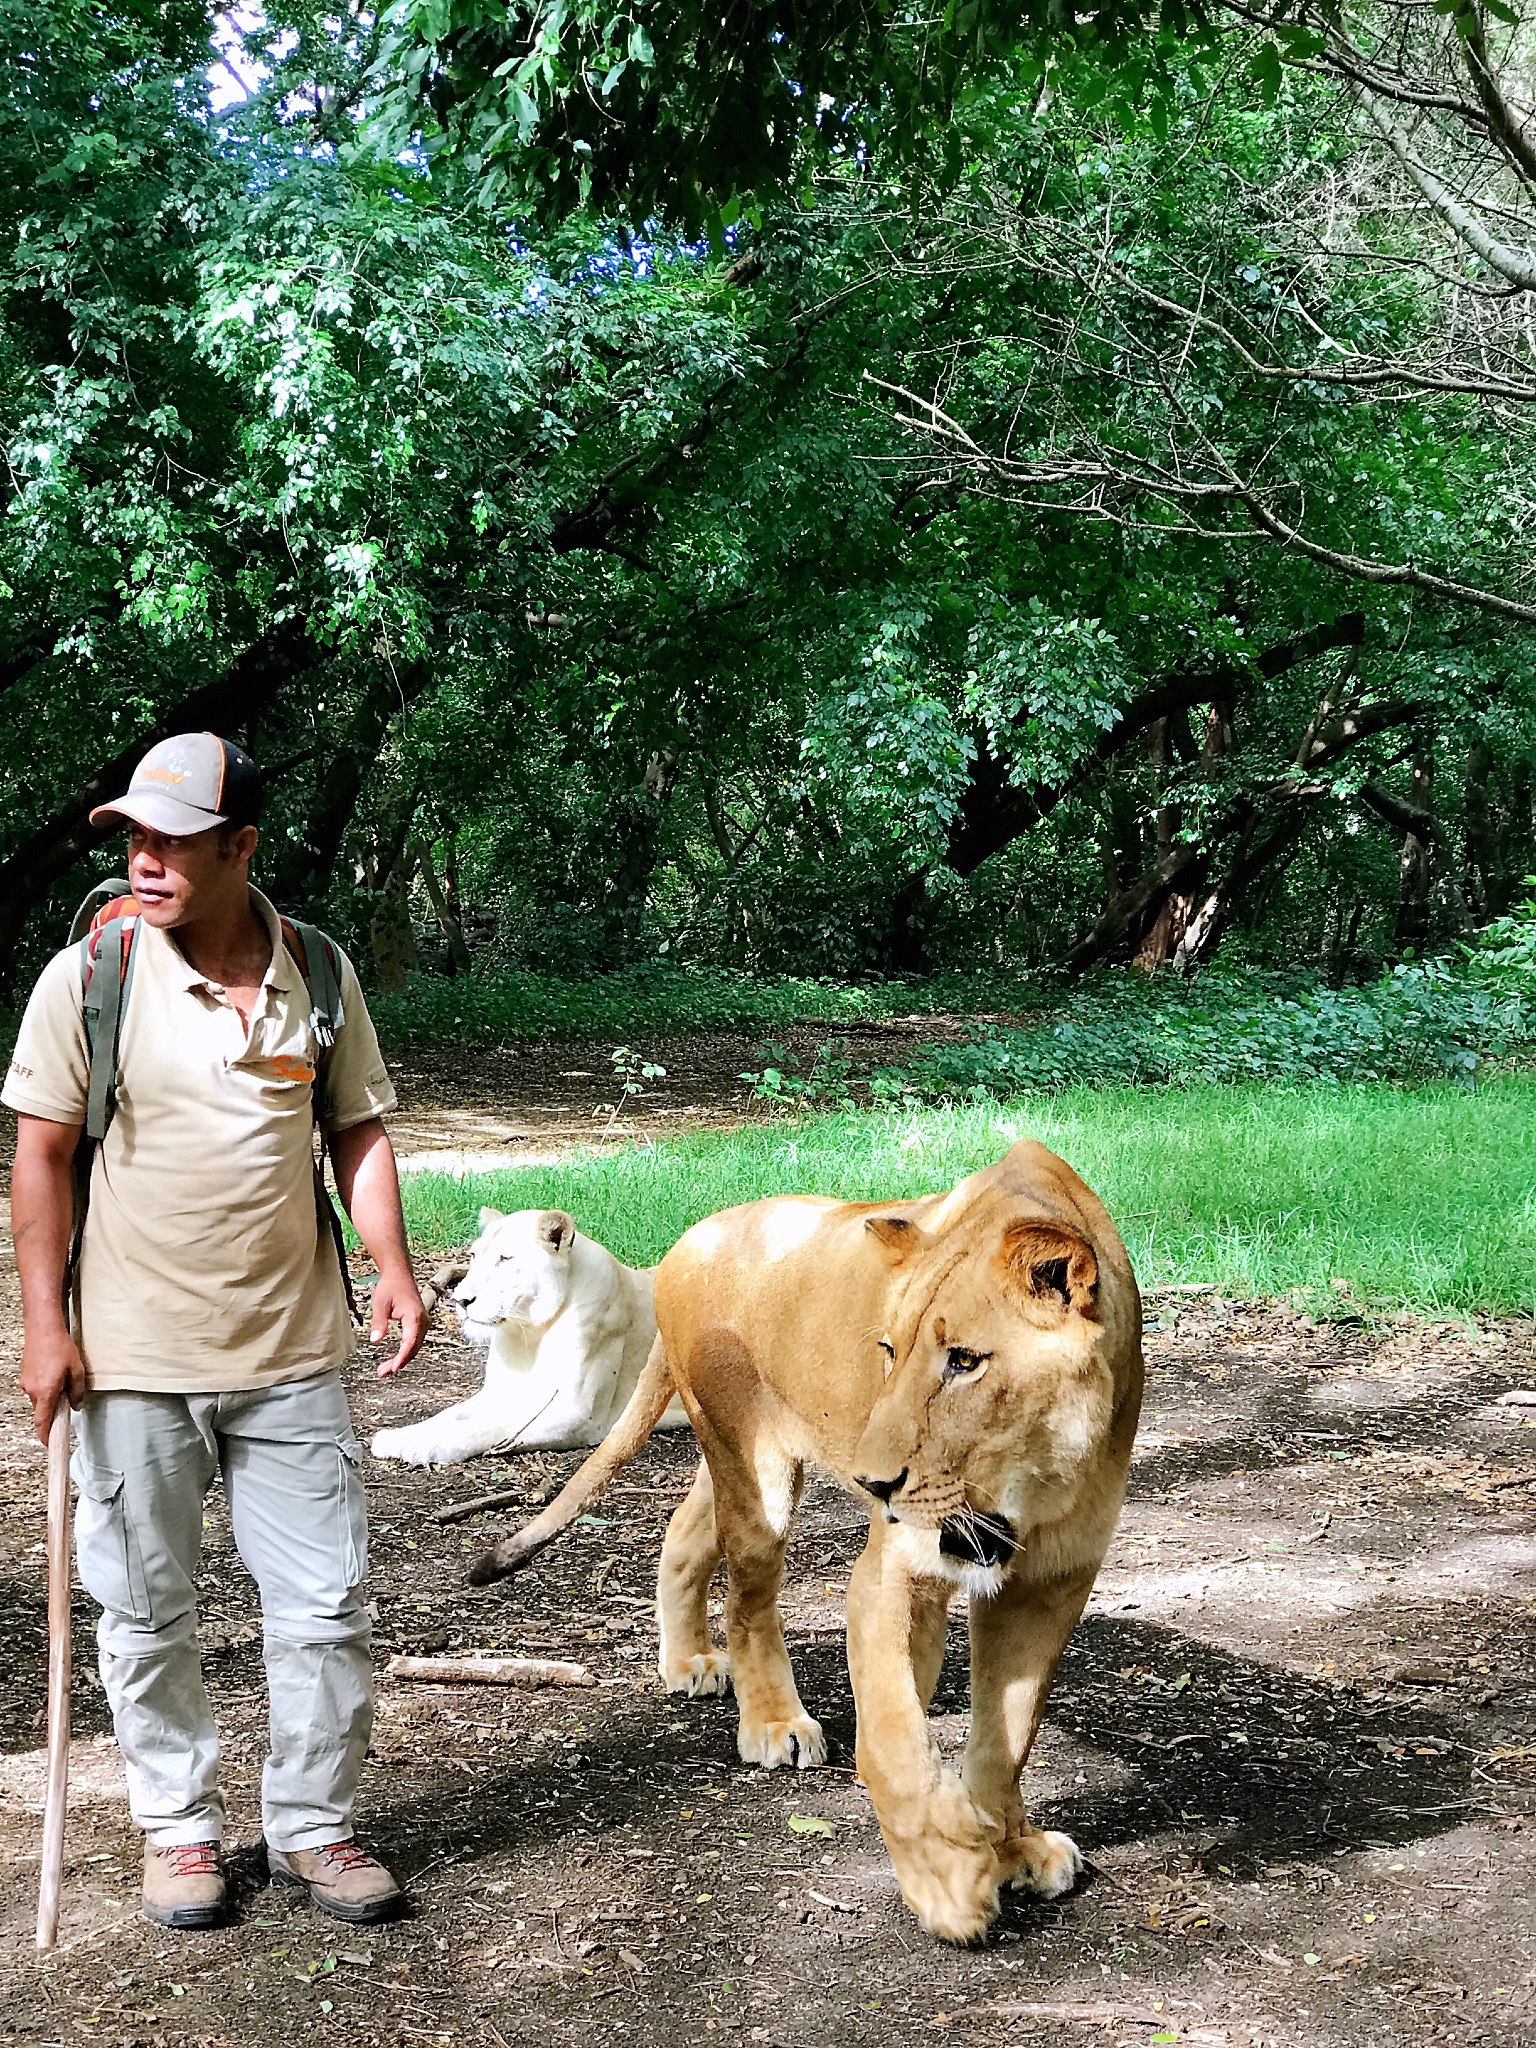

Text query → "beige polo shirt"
[3,888,397,1394]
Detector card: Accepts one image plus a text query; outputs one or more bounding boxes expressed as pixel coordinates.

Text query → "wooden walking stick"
[36,1396,72,1952]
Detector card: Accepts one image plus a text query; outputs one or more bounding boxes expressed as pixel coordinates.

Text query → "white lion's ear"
[478,1205,506,1231]
[538,1209,576,1255]
[865,1215,930,1264]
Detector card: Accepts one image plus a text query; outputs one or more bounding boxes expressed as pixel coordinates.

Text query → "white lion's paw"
[662,1651,733,1698]
[370,1429,434,1467]
[1008,1829,1083,1899]
[736,1714,827,1771]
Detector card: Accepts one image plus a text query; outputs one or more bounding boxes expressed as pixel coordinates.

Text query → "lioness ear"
[1000,1219,1099,1315]
[537,1209,576,1256]
[865,1215,930,1264]
[477,1206,505,1231]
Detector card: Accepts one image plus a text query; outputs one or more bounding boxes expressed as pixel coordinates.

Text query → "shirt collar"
[157,886,298,996]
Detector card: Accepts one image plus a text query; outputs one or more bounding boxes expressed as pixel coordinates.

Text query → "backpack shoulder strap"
[79,911,141,1143]
[68,878,133,947]
[280,917,345,1051]
[278,914,357,1318]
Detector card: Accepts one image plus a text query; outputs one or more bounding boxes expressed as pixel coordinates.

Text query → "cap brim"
[88,794,229,835]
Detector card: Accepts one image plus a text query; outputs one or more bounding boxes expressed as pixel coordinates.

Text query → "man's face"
[126,823,257,928]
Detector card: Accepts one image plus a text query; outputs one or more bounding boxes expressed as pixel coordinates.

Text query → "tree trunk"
[263,662,430,916]
[370,857,418,991]
[1506,757,1533,892]
[443,819,465,930]
[0,623,315,982]
[600,749,680,959]
[364,782,420,991]
[1131,718,1194,970]
[1463,738,1504,921]
[1072,694,1425,979]
[1339,898,1366,980]
[1172,808,1309,972]
[413,835,473,975]
[1061,841,1206,973]
[1394,747,1435,949]
[880,616,1367,975]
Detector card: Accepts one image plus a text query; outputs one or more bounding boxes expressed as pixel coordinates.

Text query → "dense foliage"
[892,960,1533,1097]
[368,0,1192,230]
[364,962,1043,1046]
[2,0,1534,1005]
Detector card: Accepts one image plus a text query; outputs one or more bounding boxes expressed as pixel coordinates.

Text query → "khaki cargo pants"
[71,1372,373,1852]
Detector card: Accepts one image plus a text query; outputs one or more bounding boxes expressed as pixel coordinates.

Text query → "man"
[6,732,425,1931]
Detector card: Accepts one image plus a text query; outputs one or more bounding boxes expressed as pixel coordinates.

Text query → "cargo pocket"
[71,1459,150,1623]
[336,1434,368,1588]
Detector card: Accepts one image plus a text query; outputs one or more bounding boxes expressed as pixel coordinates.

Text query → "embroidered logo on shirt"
[266,1056,316,1084]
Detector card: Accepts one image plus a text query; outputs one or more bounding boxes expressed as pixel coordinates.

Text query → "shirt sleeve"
[2,946,90,1125]
[321,947,399,1130]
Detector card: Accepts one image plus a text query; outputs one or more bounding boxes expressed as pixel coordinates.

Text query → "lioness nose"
[857,1468,908,1503]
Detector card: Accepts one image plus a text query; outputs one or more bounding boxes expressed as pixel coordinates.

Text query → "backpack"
[64,880,357,1317]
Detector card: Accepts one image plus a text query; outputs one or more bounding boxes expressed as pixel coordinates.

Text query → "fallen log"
[419,1260,470,1317]
[386,1653,595,1689]
[430,1483,550,1526]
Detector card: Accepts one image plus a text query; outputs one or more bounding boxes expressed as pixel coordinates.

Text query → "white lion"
[370,1207,690,1466]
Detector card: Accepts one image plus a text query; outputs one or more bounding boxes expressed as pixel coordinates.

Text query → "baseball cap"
[89,733,262,836]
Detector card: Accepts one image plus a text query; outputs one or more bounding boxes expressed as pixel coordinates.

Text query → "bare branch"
[1358,89,1536,290]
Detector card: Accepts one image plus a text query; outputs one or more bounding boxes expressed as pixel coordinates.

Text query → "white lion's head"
[453,1207,578,1346]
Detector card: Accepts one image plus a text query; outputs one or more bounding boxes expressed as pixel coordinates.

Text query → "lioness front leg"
[657,1460,731,1697]
[371,1397,509,1467]
[846,1523,1001,1943]
[963,1562,1097,1901]
[707,1446,823,1770]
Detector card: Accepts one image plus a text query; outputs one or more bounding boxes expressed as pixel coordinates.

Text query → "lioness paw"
[885,1831,1001,1944]
[737,1714,827,1771]
[370,1429,432,1467]
[663,1651,732,1698]
[1007,1829,1083,1900]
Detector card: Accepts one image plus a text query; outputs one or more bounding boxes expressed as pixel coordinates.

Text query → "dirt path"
[2,1047,1535,2048]
[379,1020,968,1163]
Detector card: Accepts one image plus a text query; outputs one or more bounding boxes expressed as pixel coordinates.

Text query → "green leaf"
[787,1813,834,1836]
[628,23,654,65]
[1250,41,1283,103]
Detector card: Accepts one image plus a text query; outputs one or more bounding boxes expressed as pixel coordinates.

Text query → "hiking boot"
[142,1840,226,1929]
[266,1840,404,1923]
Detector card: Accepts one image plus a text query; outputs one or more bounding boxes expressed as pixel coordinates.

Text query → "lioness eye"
[943,1346,989,1381]
[877,1338,895,1357]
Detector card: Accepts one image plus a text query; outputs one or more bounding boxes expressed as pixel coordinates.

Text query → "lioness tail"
[465,1336,677,1585]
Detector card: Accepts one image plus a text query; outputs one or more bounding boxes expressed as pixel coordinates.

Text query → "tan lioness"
[468,1140,1142,1942]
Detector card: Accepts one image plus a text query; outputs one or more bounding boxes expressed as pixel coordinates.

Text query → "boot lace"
[162,1842,220,1878]
[315,1840,376,1874]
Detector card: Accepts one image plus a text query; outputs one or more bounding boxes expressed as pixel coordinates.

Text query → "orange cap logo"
[142,765,186,785]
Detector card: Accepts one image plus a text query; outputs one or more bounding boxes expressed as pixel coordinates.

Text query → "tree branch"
[1358,89,1536,291]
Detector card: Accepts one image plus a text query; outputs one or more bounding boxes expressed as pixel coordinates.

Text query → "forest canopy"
[1,0,1533,996]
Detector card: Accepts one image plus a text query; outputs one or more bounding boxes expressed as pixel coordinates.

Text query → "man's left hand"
[369,1267,426,1377]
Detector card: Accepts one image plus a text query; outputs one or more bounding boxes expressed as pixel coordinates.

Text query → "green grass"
[395,1076,1536,1316]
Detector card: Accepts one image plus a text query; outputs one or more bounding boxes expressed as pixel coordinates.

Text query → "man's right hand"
[20,1326,86,1446]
